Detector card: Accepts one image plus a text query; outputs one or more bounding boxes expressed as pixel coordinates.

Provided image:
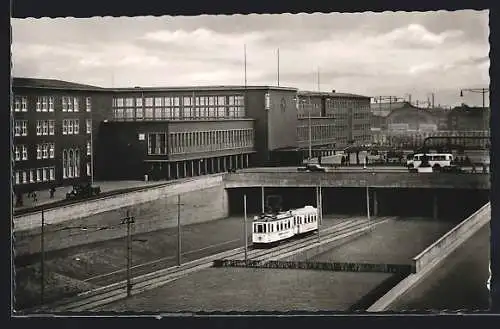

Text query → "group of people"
[15,186,57,208]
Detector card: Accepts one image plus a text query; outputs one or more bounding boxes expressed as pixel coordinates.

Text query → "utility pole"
[243,194,248,263]
[244,44,247,88]
[366,185,371,222]
[121,209,135,297]
[277,48,280,87]
[40,208,45,305]
[177,194,182,267]
[317,67,320,92]
[316,185,321,243]
[308,96,312,161]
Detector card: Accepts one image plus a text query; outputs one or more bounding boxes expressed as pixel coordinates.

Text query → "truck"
[66,182,101,200]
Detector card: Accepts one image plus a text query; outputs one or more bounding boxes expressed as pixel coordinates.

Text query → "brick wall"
[14,184,229,256]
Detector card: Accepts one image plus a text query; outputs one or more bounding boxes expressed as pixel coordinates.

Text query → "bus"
[407,153,453,169]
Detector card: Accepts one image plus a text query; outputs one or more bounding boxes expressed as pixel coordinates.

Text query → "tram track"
[32,216,392,313]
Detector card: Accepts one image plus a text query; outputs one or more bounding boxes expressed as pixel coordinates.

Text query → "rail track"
[32,216,393,313]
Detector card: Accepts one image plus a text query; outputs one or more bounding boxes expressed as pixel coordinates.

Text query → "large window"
[147,132,167,155]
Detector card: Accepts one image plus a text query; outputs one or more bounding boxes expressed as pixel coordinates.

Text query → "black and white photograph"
[11,9,491,313]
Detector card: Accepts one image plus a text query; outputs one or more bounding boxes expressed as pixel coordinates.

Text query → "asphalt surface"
[388,223,491,311]
[238,166,487,174]
[96,216,457,312]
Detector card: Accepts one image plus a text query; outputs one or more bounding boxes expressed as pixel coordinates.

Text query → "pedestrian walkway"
[14,180,170,212]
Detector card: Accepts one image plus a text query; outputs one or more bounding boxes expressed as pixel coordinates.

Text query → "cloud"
[11,11,489,106]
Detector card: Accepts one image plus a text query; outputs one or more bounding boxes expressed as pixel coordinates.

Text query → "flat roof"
[12,77,105,91]
[109,85,298,93]
[297,90,370,99]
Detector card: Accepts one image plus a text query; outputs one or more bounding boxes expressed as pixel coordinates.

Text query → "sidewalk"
[14,179,170,212]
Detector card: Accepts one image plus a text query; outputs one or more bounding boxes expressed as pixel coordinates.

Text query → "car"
[297,163,326,172]
[66,182,101,200]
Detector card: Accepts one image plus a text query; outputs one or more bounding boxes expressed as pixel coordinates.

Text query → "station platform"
[388,224,491,311]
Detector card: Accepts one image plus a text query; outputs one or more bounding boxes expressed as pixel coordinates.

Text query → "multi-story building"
[97,86,299,180]
[294,91,371,160]
[12,77,373,185]
[11,78,110,203]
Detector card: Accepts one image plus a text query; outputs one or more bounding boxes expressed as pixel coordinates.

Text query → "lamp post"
[460,88,490,131]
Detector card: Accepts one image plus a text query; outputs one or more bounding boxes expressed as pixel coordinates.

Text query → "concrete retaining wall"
[413,202,490,272]
[14,177,229,256]
[367,202,490,312]
[14,174,225,232]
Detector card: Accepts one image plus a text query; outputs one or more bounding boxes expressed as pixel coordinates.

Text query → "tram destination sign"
[213,259,415,274]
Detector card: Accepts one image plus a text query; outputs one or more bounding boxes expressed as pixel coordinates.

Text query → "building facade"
[293,91,371,161]
[11,78,109,201]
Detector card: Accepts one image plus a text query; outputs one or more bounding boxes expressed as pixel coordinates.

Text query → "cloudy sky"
[12,10,489,107]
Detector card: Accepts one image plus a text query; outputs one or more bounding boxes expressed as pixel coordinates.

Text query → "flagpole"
[277,48,280,87]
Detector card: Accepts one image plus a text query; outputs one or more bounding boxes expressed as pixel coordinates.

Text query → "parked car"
[66,182,101,200]
[297,163,327,172]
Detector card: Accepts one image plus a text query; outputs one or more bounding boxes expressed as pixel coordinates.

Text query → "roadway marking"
[82,238,241,283]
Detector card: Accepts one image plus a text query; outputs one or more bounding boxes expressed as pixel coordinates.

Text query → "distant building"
[296,90,371,156]
[448,105,489,131]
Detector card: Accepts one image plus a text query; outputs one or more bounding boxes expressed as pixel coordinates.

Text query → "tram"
[252,205,319,247]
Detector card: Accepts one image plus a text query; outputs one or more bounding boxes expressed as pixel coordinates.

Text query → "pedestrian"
[49,186,56,199]
[32,191,37,203]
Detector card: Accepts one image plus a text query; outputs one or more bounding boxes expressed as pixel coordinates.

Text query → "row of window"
[114,95,245,108]
[254,214,318,234]
[113,105,245,121]
[169,129,254,155]
[14,145,28,161]
[14,167,56,185]
[14,141,91,162]
[15,119,92,137]
[13,96,91,112]
[36,120,56,136]
[36,143,56,159]
[297,124,351,142]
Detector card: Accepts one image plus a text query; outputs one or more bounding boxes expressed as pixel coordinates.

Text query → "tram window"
[256,224,264,233]
[263,225,266,233]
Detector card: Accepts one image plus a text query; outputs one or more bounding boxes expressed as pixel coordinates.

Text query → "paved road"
[238,166,487,174]
[96,216,456,312]
[15,213,355,309]
[388,224,490,311]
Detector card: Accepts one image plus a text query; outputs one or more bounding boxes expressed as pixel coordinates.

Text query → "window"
[14,121,21,136]
[22,145,28,160]
[36,121,42,136]
[29,170,35,183]
[36,145,42,159]
[74,119,80,134]
[87,162,91,176]
[43,168,48,182]
[68,149,74,178]
[49,120,55,135]
[68,119,74,134]
[37,169,42,182]
[42,144,48,159]
[74,97,79,112]
[62,96,68,111]
[125,97,134,107]
[14,97,21,112]
[42,120,49,135]
[14,172,20,185]
[86,97,91,112]
[36,97,42,112]
[145,108,154,119]
[87,141,91,155]
[49,97,54,112]
[86,119,92,133]
[49,143,55,158]
[67,97,73,112]
[63,150,68,178]
[75,149,80,177]
[21,97,27,112]
[21,121,27,136]
[14,146,20,161]
[62,119,68,135]
[49,167,55,181]
[42,97,48,112]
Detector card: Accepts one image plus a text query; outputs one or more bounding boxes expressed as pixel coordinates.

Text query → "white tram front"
[252,205,319,246]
